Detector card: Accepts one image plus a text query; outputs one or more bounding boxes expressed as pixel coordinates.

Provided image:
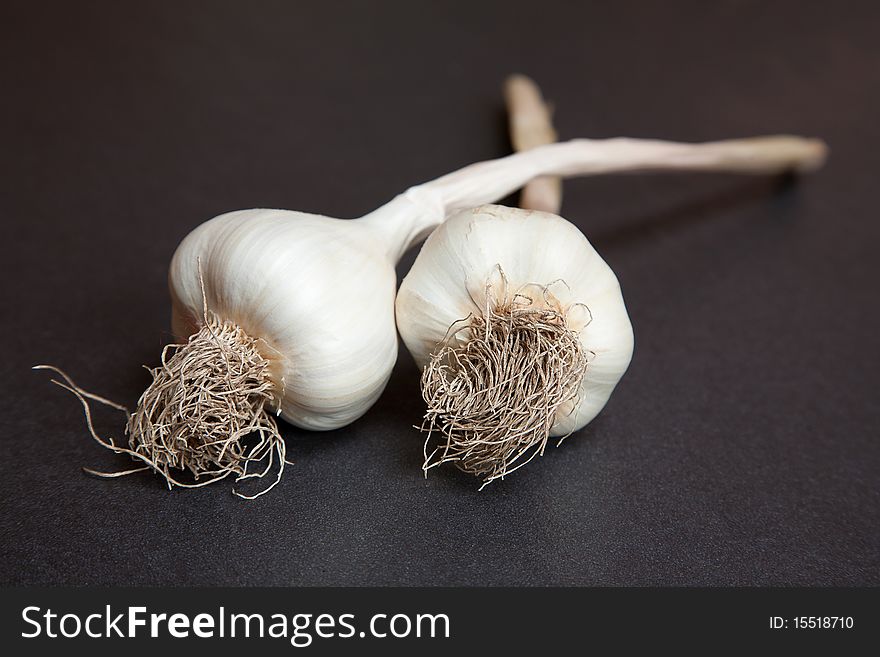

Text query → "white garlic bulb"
[397,203,635,431]
[391,134,825,486]
[395,205,633,484]
[169,210,401,431]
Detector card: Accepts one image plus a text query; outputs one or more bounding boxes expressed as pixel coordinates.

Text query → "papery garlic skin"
[169,209,398,431]
[396,204,634,436]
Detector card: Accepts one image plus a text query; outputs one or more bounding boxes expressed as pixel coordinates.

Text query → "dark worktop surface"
[1,0,877,585]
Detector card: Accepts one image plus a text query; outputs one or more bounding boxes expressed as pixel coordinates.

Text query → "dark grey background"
[1,0,877,586]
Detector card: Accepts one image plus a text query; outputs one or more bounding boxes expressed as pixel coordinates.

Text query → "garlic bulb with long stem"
[45,129,825,495]
[396,204,634,486]
[395,138,826,488]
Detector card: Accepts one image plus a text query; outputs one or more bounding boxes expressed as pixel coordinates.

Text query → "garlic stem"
[363,134,827,260]
[504,74,562,213]
[422,135,827,211]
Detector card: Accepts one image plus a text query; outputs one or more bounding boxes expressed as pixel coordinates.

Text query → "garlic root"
[125,313,286,498]
[36,310,287,499]
[420,267,590,488]
[504,74,562,213]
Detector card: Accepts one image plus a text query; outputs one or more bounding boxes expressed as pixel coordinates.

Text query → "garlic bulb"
[396,204,633,484]
[169,211,400,431]
[396,136,826,485]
